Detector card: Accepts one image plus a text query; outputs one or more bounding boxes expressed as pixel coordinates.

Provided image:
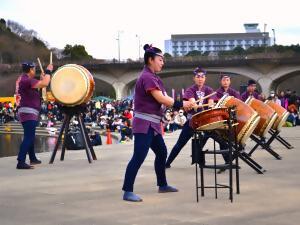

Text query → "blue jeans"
[166,121,229,166]
[122,128,168,192]
[17,120,38,163]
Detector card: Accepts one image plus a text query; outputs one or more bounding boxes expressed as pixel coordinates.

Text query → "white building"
[164,24,271,56]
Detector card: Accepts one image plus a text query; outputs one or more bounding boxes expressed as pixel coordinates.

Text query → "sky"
[1,0,300,60]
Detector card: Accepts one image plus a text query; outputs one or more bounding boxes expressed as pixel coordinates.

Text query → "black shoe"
[30,159,42,165]
[165,164,171,169]
[16,162,34,169]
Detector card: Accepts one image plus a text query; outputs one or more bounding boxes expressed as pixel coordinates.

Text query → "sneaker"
[30,159,42,165]
[158,185,178,193]
[123,192,143,202]
[16,162,34,169]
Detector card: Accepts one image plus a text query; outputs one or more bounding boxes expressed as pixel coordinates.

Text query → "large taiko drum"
[265,100,290,131]
[190,108,229,131]
[50,64,95,106]
[215,96,260,145]
[245,97,278,137]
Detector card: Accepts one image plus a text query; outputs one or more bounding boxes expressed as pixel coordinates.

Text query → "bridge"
[85,56,300,99]
[1,56,300,99]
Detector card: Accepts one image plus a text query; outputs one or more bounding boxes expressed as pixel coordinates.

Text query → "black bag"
[65,131,85,150]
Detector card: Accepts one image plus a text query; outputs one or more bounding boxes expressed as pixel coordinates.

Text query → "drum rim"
[259,112,278,137]
[238,112,259,144]
[247,98,278,137]
[51,64,90,106]
[274,111,290,131]
[192,107,228,116]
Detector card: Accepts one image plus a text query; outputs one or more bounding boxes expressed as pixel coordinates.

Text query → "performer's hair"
[22,67,31,73]
[143,44,163,65]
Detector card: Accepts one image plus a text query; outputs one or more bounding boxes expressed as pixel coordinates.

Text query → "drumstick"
[37,57,44,73]
[194,103,216,109]
[195,92,217,103]
[50,52,53,64]
[37,57,47,101]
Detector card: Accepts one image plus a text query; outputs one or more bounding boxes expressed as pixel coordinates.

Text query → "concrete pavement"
[0,127,299,225]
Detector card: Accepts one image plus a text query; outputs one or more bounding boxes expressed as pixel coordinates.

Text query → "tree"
[0,18,6,30]
[62,44,92,60]
[232,46,246,55]
[163,53,172,58]
[185,50,202,57]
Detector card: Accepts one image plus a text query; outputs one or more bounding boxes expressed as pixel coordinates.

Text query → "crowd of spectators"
[1,89,300,142]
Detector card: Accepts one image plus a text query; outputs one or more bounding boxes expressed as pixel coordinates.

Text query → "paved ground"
[0,127,299,225]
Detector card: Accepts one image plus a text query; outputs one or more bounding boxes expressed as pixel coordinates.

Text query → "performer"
[241,79,261,102]
[15,61,53,169]
[216,73,240,100]
[122,44,194,202]
[165,67,230,168]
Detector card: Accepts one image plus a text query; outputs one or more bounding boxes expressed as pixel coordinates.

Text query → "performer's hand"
[183,100,195,111]
[40,72,45,80]
[46,64,53,72]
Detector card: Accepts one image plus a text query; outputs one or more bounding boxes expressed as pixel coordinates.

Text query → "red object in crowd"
[106,129,112,144]
[123,111,132,120]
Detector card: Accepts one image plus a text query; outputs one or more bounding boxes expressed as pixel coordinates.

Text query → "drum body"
[190,108,229,130]
[265,100,290,131]
[216,96,260,145]
[245,97,278,137]
[51,64,95,106]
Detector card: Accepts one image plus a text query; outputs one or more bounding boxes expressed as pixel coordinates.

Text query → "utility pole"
[116,30,123,63]
[263,23,267,46]
[272,28,276,45]
[136,34,141,60]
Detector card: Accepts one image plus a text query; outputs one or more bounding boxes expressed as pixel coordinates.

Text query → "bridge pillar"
[112,81,126,100]
[257,77,273,97]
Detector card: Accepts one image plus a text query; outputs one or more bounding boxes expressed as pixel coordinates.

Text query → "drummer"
[15,61,53,169]
[165,67,228,168]
[122,44,194,202]
[241,79,261,102]
[216,73,240,100]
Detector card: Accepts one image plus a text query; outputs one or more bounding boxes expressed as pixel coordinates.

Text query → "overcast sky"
[1,0,300,60]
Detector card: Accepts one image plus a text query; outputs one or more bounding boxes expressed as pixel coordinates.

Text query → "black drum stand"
[192,107,239,202]
[49,105,97,164]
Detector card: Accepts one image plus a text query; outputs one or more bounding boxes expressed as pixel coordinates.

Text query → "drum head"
[51,65,89,106]
[196,120,227,130]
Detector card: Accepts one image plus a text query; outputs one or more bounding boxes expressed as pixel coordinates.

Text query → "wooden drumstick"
[50,52,53,64]
[37,57,44,73]
[194,103,216,109]
[195,91,217,103]
[37,57,47,101]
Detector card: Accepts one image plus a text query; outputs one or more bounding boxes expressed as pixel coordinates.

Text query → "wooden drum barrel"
[190,108,229,131]
[216,96,260,145]
[265,100,290,131]
[245,97,278,137]
[50,64,95,106]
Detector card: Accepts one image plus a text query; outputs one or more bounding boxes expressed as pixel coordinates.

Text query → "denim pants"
[17,120,38,163]
[122,128,168,192]
[166,121,229,166]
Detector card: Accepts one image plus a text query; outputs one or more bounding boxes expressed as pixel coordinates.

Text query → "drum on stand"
[265,100,290,131]
[190,108,229,131]
[216,96,260,145]
[245,97,278,137]
[50,64,95,106]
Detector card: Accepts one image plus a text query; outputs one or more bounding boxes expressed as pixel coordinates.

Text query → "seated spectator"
[174,109,187,130]
[120,119,132,143]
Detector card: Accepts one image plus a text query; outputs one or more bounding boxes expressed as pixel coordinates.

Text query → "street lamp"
[263,23,267,46]
[116,30,123,63]
[136,34,141,60]
[272,29,276,45]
